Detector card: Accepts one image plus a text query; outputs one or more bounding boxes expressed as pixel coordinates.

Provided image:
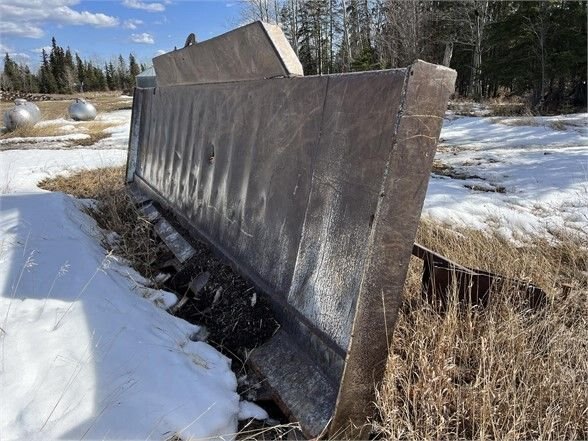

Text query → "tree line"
[242,0,586,113]
[2,37,146,95]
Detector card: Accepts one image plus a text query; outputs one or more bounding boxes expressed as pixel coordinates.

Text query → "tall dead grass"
[38,167,162,278]
[375,220,588,440]
[0,124,65,140]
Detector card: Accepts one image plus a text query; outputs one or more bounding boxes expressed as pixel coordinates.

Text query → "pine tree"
[129,53,140,79]
[39,49,57,93]
[2,53,21,91]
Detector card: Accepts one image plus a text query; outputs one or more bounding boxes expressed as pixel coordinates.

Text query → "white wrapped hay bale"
[68,98,97,121]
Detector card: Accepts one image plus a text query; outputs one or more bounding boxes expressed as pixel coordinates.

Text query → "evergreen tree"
[129,53,141,80]
[2,53,21,91]
[39,49,57,93]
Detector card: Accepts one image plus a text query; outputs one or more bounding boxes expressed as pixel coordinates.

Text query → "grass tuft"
[0,124,65,139]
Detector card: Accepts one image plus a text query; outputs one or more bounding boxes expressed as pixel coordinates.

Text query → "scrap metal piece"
[139,202,161,223]
[189,271,210,295]
[412,243,547,309]
[154,219,195,264]
[249,330,337,438]
[170,271,210,314]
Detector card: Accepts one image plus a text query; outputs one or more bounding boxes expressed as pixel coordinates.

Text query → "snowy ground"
[0,106,265,440]
[0,103,586,440]
[424,113,588,239]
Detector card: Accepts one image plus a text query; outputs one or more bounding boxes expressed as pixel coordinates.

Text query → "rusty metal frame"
[412,243,547,309]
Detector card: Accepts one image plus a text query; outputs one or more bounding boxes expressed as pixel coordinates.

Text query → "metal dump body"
[126,21,455,438]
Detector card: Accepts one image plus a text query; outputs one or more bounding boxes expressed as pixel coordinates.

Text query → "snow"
[441,113,587,149]
[0,130,265,439]
[425,113,588,238]
[238,401,269,421]
[0,133,90,145]
[94,110,132,150]
[0,149,127,193]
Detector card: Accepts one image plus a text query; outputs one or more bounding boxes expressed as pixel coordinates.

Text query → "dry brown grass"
[76,121,117,146]
[38,166,162,278]
[490,116,539,127]
[0,123,65,139]
[548,120,569,131]
[375,219,588,440]
[38,166,124,198]
[489,102,531,117]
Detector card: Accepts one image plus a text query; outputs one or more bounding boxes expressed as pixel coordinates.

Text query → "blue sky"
[0,0,244,69]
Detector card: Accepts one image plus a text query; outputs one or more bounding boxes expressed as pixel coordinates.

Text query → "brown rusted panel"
[413,243,547,310]
[329,61,457,438]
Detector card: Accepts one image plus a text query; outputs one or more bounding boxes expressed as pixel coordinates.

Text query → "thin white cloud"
[122,0,165,13]
[31,46,52,54]
[0,47,31,64]
[123,18,143,30]
[154,49,166,56]
[153,16,169,25]
[0,43,13,54]
[0,21,44,38]
[11,52,31,63]
[131,32,155,44]
[0,0,119,39]
[53,6,119,27]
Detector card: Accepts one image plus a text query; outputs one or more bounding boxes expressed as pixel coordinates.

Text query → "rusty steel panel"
[128,59,456,437]
[412,243,548,310]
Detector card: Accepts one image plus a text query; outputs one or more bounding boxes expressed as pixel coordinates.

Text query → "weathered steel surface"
[288,70,406,352]
[128,50,455,436]
[153,21,303,87]
[135,76,327,297]
[249,330,337,437]
[329,61,456,437]
[154,218,195,264]
[125,87,148,183]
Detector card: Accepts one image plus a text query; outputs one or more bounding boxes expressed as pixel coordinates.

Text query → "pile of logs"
[0,91,54,102]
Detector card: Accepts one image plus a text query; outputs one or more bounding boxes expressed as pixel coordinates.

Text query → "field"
[0,98,586,439]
